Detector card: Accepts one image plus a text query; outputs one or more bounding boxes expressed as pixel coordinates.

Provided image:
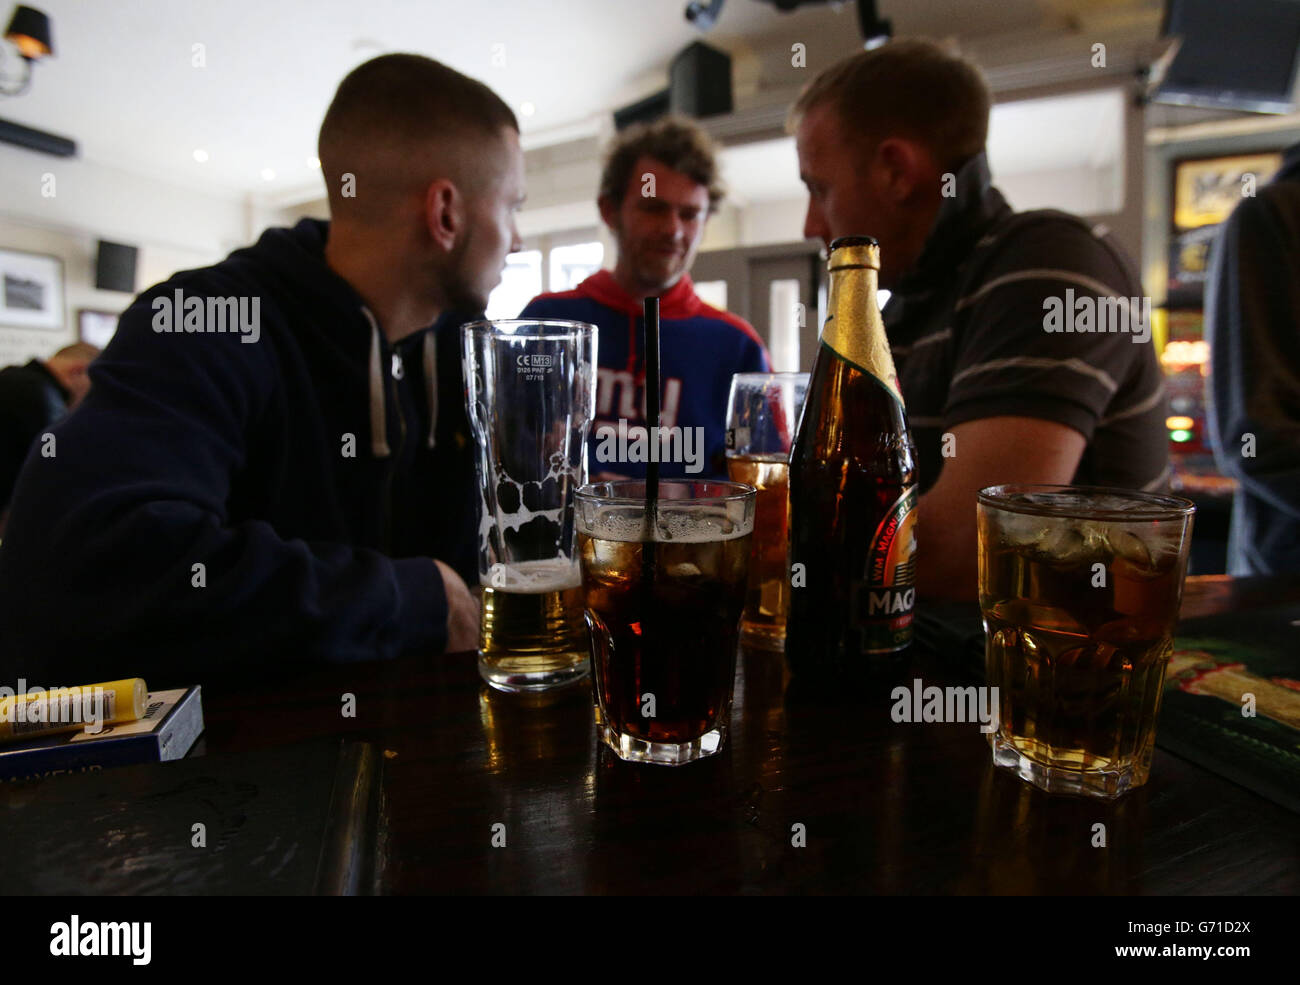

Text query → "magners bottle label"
[853,487,917,652]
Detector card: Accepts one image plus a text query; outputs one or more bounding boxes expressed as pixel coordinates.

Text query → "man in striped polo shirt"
[792,39,1168,600]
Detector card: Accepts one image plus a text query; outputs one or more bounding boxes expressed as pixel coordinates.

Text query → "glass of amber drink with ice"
[978,485,1195,799]
[725,372,808,650]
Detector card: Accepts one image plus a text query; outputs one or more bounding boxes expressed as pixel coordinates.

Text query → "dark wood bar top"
[2,575,1295,895]
[180,573,1299,894]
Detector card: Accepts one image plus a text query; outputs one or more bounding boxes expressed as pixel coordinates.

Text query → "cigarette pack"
[0,686,203,783]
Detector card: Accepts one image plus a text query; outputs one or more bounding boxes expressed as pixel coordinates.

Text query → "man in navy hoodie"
[0,54,524,686]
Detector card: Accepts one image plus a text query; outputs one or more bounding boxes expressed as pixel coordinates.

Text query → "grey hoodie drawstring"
[364,306,439,457]
[363,307,390,458]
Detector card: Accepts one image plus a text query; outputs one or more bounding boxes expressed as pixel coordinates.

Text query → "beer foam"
[579,506,752,543]
[481,557,582,592]
[476,457,580,562]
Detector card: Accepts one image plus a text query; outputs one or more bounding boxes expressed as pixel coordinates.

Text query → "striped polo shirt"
[883,151,1169,495]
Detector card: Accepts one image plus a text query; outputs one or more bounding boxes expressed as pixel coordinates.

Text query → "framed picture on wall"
[1168,150,1286,307]
[78,309,120,349]
[1167,224,1220,309]
[1172,151,1283,231]
[0,248,64,331]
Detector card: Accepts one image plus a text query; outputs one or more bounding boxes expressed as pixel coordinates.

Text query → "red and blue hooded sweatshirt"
[520,270,769,479]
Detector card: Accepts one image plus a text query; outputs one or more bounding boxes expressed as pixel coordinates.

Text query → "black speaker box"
[669,41,732,119]
[614,88,671,130]
[95,240,138,293]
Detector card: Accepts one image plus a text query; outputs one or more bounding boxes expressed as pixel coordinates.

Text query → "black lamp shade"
[5,5,53,60]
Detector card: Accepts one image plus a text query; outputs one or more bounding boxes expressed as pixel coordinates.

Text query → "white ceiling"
[720,87,1127,206]
[0,0,1158,204]
[989,87,1126,174]
[719,136,801,204]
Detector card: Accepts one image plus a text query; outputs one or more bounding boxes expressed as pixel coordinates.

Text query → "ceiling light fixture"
[856,0,892,49]
[261,168,276,181]
[193,149,209,163]
[1,4,54,96]
[685,0,725,30]
[746,0,892,48]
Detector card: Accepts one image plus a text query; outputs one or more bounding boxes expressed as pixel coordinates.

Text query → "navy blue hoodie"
[0,219,478,687]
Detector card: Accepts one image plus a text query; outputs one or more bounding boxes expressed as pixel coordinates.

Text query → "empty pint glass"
[978,485,1195,799]
[463,320,597,692]
[577,480,755,765]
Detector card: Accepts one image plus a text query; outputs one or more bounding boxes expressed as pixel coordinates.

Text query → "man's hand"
[917,416,1086,601]
[434,560,480,653]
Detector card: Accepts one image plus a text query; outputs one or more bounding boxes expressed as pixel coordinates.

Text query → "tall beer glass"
[725,372,808,650]
[463,319,597,692]
[577,480,755,765]
[978,485,1195,799]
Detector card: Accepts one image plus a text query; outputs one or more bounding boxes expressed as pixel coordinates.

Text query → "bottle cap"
[828,237,880,271]
[829,235,879,250]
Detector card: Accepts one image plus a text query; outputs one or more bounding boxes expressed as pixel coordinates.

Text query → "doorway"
[690,242,823,372]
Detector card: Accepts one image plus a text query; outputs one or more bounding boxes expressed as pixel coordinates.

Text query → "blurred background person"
[0,341,99,534]
[1205,141,1300,576]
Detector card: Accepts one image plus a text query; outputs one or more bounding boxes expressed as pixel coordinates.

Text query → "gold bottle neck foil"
[821,241,903,404]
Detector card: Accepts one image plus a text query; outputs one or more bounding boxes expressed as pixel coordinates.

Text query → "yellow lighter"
[0,678,148,742]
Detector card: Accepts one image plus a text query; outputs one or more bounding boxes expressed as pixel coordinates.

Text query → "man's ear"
[425,178,462,252]
[874,137,935,204]
[597,193,620,232]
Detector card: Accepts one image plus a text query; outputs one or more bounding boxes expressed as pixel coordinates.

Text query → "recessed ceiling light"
[520,101,535,117]
[308,156,321,169]
[261,168,276,181]
[193,149,209,163]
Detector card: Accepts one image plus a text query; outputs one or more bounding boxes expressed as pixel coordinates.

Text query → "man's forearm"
[915,488,980,601]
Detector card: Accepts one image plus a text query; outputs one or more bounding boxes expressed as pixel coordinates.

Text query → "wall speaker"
[669,42,732,119]
[95,240,138,293]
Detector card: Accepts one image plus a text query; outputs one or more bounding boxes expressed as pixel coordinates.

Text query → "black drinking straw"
[643,296,661,584]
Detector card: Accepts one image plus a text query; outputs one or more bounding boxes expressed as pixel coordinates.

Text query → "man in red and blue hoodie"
[521,117,769,480]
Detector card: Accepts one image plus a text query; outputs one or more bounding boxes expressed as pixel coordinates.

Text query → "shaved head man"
[0,54,518,685]
[319,53,525,339]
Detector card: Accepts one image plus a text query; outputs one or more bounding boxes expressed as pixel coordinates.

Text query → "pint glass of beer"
[576,480,755,765]
[463,320,597,692]
[978,485,1195,799]
[725,372,808,650]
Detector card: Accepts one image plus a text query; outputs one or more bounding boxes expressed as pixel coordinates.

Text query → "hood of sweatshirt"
[224,218,438,456]
[571,269,710,319]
